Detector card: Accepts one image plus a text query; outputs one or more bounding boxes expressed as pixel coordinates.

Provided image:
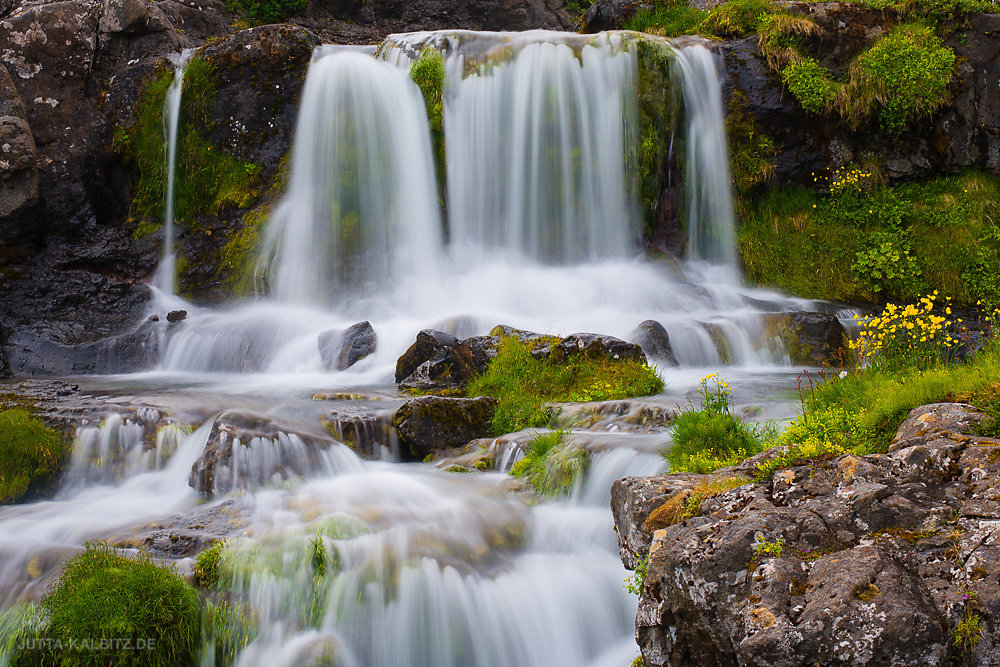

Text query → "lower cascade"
[0,27,832,667]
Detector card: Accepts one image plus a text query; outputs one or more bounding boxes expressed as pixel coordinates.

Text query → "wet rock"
[580,0,641,32]
[395,329,459,383]
[392,396,497,461]
[190,411,339,497]
[616,403,1000,666]
[166,309,187,323]
[630,320,679,366]
[395,330,500,393]
[4,320,162,375]
[552,332,647,364]
[0,64,38,234]
[321,405,395,459]
[762,311,848,367]
[318,320,376,371]
[489,324,560,358]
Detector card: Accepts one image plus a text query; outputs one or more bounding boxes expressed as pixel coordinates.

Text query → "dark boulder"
[395,329,459,383]
[166,309,187,323]
[4,320,163,376]
[762,311,847,367]
[395,330,500,392]
[392,396,497,460]
[318,321,377,371]
[552,333,647,364]
[630,320,679,366]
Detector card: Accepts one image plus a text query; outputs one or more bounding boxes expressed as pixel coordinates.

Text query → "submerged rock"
[318,320,377,370]
[762,311,848,367]
[615,403,1000,666]
[321,405,395,459]
[392,396,497,460]
[630,320,679,366]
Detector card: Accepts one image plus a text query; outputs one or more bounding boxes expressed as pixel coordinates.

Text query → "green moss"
[739,170,1000,305]
[467,337,664,435]
[699,0,774,37]
[634,38,679,237]
[194,540,227,588]
[509,430,589,496]
[115,56,262,235]
[35,543,200,666]
[410,48,446,209]
[726,91,776,194]
[781,57,839,115]
[0,408,65,504]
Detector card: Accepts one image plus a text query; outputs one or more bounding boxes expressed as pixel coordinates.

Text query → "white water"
[155,49,195,296]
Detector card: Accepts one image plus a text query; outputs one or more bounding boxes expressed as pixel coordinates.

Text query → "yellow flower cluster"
[697,373,732,414]
[851,292,956,368]
[827,167,874,196]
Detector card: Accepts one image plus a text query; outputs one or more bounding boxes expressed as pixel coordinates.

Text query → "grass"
[29,543,200,666]
[643,474,751,530]
[509,430,589,496]
[624,1,707,36]
[0,408,65,504]
[194,540,227,588]
[466,337,663,435]
[738,170,1000,306]
[224,0,305,24]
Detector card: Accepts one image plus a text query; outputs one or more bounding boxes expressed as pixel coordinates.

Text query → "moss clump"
[725,91,776,194]
[35,543,200,666]
[194,540,227,588]
[466,337,664,434]
[781,57,839,115]
[633,37,679,237]
[0,408,65,504]
[509,430,589,496]
[115,56,262,236]
[739,170,1000,305]
[409,48,447,207]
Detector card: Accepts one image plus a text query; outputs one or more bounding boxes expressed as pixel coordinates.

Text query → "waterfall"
[259,51,444,308]
[444,34,638,262]
[154,49,194,296]
[673,45,737,268]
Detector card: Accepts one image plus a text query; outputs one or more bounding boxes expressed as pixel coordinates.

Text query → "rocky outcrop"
[318,321,377,370]
[763,311,848,367]
[580,0,639,33]
[614,403,1000,666]
[552,332,647,364]
[0,64,37,234]
[395,329,501,393]
[392,395,497,460]
[630,320,679,366]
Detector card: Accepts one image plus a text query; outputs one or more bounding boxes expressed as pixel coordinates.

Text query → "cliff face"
[612,403,1000,666]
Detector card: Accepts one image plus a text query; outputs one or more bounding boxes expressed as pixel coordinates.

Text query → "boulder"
[318,321,377,371]
[3,320,162,376]
[395,329,459,383]
[190,411,338,497]
[395,330,500,392]
[552,332,647,364]
[392,396,497,460]
[762,311,848,367]
[321,405,394,459]
[489,324,560,358]
[617,403,1000,666]
[630,320,679,366]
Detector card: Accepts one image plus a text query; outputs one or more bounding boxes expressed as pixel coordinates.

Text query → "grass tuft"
[0,409,65,504]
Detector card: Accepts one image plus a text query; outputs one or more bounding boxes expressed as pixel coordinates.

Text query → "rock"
[0,64,38,233]
[630,320,679,366]
[318,321,376,371]
[395,329,459,383]
[321,405,395,459]
[4,320,162,375]
[395,330,500,392]
[762,311,848,367]
[166,309,187,323]
[617,402,1000,667]
[190,411,339,497]
[489,324,560,358]
[552,333,647,364]
[392,396,497,461]
[580,0,641,32]
[0,320,10,378]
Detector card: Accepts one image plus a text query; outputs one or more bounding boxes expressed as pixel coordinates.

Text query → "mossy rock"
[0,408,67,504]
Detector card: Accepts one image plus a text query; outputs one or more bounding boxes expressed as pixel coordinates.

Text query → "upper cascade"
[259,50,444,308]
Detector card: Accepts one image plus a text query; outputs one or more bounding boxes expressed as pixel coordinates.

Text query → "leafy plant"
[624,553,649,595]
[781,57,838,115]
[851,293,958,370]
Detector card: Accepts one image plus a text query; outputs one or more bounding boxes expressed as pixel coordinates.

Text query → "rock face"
[614,403,1000,666]
[0,64,38,232]
[392,396,497,460]
[318,321,377,371]
[322,405,395,459]
[762,311,848,367]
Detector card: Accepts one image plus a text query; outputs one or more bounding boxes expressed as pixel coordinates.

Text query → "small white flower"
[838,371,848,379]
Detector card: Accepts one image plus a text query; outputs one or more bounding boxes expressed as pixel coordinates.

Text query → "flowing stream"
[0,31,816,666]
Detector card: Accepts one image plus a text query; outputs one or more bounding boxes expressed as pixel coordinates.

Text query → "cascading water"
[154,49,195,296]
[259,51,444,307]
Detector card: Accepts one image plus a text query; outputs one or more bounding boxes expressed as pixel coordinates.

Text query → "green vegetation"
[739,170,1000,306]
[194,540,227,588]
[202,598,256,666]
[725,91,776,193]
[624,1,707,36]
[664,374,770,473]
[699,0,773,37]
[410,48,447,206]
[633,38,679,236]
[466,337,664,434]
[623,553,649,595]
[953,596,983,652]
[509,430,589,496]
[31,543,200,666]
[752,536,784,557]
[644,474,751,529]
[223,0,306,24]
[115,57,262,237]
[0,408,65,504]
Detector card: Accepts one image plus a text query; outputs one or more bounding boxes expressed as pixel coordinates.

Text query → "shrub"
[224,0,306,23]
[0,409,65,504]
[851,293,958,370]
[467,337,664,434]
[37,543,200,666]
[781,57,838,115]
[509,430,589,496]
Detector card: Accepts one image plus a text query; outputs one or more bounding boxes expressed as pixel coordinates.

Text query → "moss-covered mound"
[28,543,201,666]
[0,408,66,504]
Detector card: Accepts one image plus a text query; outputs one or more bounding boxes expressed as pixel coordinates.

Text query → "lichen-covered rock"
[616,403,1000,666]
[318,321,377,371]
[630,320,679,366]
[762,311,848,367]
[552,332,647,364]
[392,396,497,460]
[395,329,459,383]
